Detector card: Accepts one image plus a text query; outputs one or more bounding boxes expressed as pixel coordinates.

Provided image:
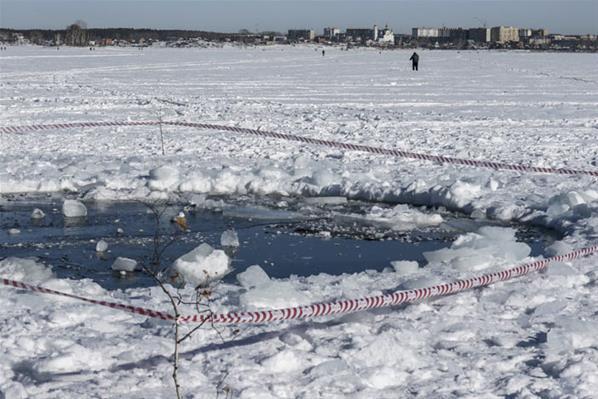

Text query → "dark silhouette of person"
[322,49,325,56]
[410,52,419,71]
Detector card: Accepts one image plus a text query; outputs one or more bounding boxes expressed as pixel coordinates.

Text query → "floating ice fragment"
[111,257,139,272]
[31,208,46,219]
[220,229,240,247]
[8,228,20,235]
[62,199,87,218]
[96,240,108,253]
[223,205,302,220]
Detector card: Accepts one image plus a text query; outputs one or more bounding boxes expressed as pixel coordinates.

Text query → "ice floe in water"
[220,229,240,247]
[111,257,139,272]
[62,200,87,218]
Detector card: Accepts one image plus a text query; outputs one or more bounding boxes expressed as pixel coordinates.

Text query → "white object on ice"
[236,265,312,309]
[237,265,270,289]
[220,229,240,247]
[169,243,230,287]
[545,240,573,257]
[111,257,139,272]
[341,204,443,231]
[390,260,419,276]
[62,199,87,218]
[8,228,21,235]
[0,257,54,283]
[96,240,109,252]
[423,226,530,272]
[31,208,46,219]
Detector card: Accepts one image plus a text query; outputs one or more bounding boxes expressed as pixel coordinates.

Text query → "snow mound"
[33,344,110,374]
[260,350,304,373]
[168,243,230,287]
[0,257,54,284]
[390,260,420,276]
[423,226,531,272]
[238,266,312,309]
[147,165,180,191]
[62,199,87,218]
[547,318,598,354]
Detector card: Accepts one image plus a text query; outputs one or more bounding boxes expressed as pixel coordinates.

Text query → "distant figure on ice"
[322,49,325,56]
[410,52,419,71]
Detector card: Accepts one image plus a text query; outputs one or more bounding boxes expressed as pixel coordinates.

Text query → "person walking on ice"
[410,51,419,71]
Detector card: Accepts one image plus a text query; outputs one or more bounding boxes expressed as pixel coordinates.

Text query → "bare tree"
[140,199,228,398]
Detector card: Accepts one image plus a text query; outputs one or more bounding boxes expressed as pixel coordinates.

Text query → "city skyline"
[1,0,597,35]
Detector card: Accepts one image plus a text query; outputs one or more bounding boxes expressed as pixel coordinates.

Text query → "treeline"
[0,27,254,44]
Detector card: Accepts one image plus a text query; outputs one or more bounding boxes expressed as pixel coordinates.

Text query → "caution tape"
[2,244,597,324]
[1,120,597,177]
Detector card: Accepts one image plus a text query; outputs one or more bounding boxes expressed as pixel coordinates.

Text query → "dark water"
[0,194,557,291]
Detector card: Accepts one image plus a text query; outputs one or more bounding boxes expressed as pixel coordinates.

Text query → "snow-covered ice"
[1,45,598,398]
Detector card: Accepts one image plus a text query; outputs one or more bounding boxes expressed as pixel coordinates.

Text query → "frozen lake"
[1,45,597,399]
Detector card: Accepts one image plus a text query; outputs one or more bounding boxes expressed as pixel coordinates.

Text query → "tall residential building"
[287,29,315,41]
[412,27,439,38]
[323,27,340,39]
[532,28,548,37]
[468,28,491,43]
[346,27,376,42]
[491,26,519,43]
[519,28,533,39]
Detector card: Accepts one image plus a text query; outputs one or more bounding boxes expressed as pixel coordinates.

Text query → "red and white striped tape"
[2,244,597,324]
[2,120,597,177]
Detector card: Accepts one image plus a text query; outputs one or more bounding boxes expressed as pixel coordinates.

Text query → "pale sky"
[1,0,597,35]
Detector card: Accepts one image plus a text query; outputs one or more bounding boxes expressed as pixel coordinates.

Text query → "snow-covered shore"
[1,45,598,398]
